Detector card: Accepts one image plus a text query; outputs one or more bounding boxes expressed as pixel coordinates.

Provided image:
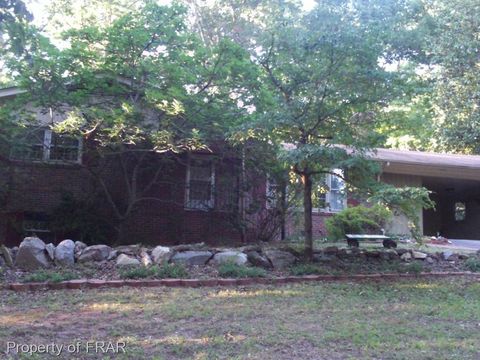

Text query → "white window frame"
[323,169,347,213]
[185,156,215,210]
[11,128,82,164]
[309,169,346,213]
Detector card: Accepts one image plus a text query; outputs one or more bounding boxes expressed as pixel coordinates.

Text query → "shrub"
[289,263,330,276]
[119,266,156,279]
[23,269,79,283]
[155,263,188,279]
[218,262,267,278]
[465,257,480,272]
[119,263,188,279]
[325,204,392,240]
[402,262,424,274]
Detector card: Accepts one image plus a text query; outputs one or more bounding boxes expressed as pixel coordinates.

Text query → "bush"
[23,269,79,283]
[155,263,188,279]
[119,263,188,279]
[465,257,480,272]
[218,262,267,278]
[325,204,392,240]
[289,263,331,276]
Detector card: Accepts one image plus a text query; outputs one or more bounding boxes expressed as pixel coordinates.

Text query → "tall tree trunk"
[302,173,313,261]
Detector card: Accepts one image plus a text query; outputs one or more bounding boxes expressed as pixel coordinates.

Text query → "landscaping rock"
[396,248,409,256]
[170,251,213,266]
[45,243,55,260]
[323,246,339,255]
[54,239,75,266]
[313,252,336,263]
[171,242,206,252]
[264,250,296,269]
[0,256,4,267]
[116,245,141,256]
[426,257,435,264]
[412,251,427,260]
[140,250,152,267]
[211,251,248,266]
[74,241,87,258]
[116,254,140,267]
[107,250,118,260]
[385,249,399,260]
[442,251,454,261]
[151,246,172,265]
[77,245,112,263]
[15,237,51,270]
[458,254,469,260]
[400,252,412,261]
[246,251,272,269]
[1,245,13,267]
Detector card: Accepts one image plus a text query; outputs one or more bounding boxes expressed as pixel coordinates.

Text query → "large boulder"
[151,246,172,265]
[170,251,213,266]
[115,245,141,256]
[246,251,272,269]
[116,254,140,267]
[15,237,51,270]
[45,243,56,261]
[412,251,427,260]
[211,251,248,266]
[74,241,87,259]
[1,245,13,267]
[54,239,75,266]
[77,245,112,263]
[140,249,152,267]
[264,250,296,269]
[401,252,412,261]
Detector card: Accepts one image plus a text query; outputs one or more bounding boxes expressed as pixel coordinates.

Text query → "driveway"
[438,239,480,251]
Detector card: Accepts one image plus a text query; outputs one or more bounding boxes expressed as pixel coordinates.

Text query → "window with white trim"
[185,157,215,210]
[311,170,346,212]
[10,128,82,163]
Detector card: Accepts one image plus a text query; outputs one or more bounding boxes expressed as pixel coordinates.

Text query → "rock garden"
[1,236,480,288]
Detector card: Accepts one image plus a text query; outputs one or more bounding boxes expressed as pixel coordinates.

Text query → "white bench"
[345,234,397,248]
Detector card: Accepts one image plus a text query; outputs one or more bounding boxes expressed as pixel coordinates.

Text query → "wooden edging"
[3,272,480,292]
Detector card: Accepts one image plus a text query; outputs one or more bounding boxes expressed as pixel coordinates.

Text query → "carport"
[373,148,480,240]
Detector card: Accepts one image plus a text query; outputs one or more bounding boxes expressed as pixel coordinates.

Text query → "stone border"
[3,272,479,292]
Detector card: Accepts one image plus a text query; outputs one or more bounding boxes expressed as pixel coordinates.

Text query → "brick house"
[0,87,269,247]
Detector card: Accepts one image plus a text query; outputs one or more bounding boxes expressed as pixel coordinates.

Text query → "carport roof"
[372,148,480,181]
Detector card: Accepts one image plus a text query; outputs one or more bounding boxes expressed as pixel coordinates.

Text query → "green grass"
[119,264,188,280]
[0,278,479,359]
[22,269,79,283]
[217,262,267,278]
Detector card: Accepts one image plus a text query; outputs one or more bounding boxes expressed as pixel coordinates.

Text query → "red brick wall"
[1,155,257,246]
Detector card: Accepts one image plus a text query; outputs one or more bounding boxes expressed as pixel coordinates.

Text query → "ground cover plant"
[0,278,479,359]
[217,263,267,278]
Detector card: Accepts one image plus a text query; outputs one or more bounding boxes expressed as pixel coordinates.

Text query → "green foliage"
[289,263,330,276]
[50,193,110,245]
[119,264,188,279]
[465,257,480,272]
[402,262,424,275]
[23,269,79,283]
[369,185,435,241]
[217,262,267,278]
[325,205,392,241]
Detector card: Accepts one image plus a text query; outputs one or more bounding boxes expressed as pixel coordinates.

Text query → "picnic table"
[345,234,397,249]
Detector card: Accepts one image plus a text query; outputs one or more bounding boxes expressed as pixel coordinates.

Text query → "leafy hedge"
[325,205,392,240]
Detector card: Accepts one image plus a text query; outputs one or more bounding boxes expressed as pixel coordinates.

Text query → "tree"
[426,0,480,154]
[244,0,430,259]
[0,1,260,242]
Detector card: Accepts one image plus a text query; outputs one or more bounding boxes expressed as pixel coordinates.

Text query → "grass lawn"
[1,278,479,359]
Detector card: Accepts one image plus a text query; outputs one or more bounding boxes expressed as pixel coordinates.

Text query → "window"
[185,157,215,210]
[312,170,346,212]
[266,178,281,209]
[327,170,346,212]
[10,128,82,163]
[454,202,466,221]
[22,212,51,236]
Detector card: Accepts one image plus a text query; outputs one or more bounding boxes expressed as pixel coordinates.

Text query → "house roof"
[372,148,480,181]
[0,86,26,98]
